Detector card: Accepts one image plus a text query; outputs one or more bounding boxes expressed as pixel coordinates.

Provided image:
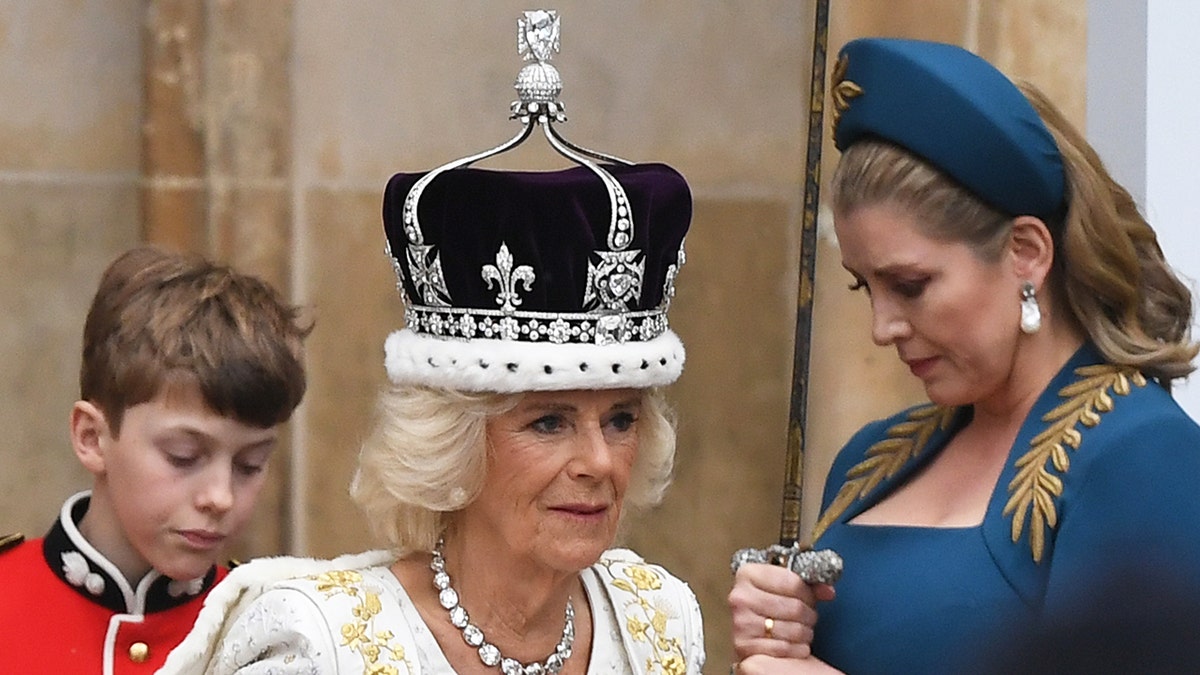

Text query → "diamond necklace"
[431,538,575,675]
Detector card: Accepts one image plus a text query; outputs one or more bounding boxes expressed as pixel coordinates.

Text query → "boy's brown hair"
[80,246,310,434]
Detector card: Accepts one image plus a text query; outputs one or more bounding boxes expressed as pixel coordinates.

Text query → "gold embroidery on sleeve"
[810,405,957,541]
[1003,364,1147,563]
[603,561,688,675]
[309,570,413,675]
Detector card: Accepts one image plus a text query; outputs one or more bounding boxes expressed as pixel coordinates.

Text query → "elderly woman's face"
[835,202,1024,407]
[462,388,641,572]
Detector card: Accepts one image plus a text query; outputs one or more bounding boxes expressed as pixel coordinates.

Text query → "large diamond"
[607,272,634,299]
[522,10,559,61]
[463,624,484,647]
[438,588,458,609]
[479,643,501,667]
[449,605,469,628]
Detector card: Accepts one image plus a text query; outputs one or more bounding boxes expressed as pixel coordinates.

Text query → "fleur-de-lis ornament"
[482,243,536,312]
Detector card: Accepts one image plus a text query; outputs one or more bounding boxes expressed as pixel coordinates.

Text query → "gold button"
[128,642,149,663]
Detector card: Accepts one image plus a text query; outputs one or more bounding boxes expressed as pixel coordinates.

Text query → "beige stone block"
[0,2,142,172]
[144,0,207,178]
[209,0,294,180]
[300,187,403,558]
[0,181,139,536]
[211,186,292,289]
[977,0,1087,128]
[832,0,970,46]
[142,185,207,254]
[291,1,813,192]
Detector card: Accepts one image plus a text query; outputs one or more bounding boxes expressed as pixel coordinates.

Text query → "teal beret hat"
[831,38,1066,221]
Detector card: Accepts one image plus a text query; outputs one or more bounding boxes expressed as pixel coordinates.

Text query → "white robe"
[158,548,704,674]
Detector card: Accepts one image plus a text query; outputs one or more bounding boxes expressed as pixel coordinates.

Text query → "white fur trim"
[384,328,686,392]
[158,550,394,674]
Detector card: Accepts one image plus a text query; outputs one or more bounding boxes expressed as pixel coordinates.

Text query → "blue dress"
[810,344,1200,674]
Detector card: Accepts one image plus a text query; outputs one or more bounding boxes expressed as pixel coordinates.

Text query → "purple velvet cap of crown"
[382,162,692,392]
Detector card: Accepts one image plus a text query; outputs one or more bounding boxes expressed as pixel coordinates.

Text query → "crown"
[382,10,692,393]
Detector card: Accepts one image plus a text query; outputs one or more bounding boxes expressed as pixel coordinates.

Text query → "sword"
[732,0,842,586]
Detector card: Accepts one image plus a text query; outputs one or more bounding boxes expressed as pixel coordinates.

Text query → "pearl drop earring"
[1020,281,1041,334]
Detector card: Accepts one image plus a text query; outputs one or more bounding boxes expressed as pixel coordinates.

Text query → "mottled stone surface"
[142,0,207,250]
[0,181,140,534]
[300,187,402,557]
[0,0,142,173]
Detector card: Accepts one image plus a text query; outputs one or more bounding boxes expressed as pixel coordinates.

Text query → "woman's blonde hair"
[349,385,677,554]
[830,83,1196,384]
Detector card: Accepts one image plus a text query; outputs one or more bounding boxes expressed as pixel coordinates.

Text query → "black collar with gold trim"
[42,491,217,614]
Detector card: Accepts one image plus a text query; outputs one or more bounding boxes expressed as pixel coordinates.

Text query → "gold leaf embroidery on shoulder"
[1003,364,1147,563]
[830,53,863,140]
[307,569,413,675]
[811,405,957,541]
[600,560,688,675]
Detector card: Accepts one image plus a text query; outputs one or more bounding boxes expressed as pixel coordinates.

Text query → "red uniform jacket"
[0,492,226,675]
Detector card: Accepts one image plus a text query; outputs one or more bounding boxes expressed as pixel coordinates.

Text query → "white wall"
[1088,0,1200,420]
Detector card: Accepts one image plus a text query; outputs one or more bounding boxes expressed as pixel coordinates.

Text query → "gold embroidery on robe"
[308,569,412,675]
[602,560,688,675]
[1004,364,1147,562]
[811,404,956,541]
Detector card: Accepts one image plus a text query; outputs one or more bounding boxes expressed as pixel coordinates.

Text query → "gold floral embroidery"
[811,404,957,541]
[603,561,688,675]
[307,569,412,675]
[830,53,863,140]
[1004,364,1146,562]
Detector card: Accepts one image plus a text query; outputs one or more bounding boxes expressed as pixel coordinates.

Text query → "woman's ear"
[71,401,111,475]
[1009,215,1055,285]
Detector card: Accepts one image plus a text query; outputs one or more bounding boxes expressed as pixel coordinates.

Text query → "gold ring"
[764,617,775,638]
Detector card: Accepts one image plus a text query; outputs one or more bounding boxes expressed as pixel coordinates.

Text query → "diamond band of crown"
[405,304,669,346]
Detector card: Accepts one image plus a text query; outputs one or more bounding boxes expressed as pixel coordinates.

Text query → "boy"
[0,246,310,673]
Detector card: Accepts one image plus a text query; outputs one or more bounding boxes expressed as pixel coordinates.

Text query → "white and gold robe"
[158,549,704,675]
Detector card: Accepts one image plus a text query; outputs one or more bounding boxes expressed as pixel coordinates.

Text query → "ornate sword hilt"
[731,542,843,585]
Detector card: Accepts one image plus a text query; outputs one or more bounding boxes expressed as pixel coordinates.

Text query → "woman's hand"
[728,562,835,660]
[735,654,844,675]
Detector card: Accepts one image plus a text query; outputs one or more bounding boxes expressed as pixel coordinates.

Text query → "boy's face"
[75,383,278,581]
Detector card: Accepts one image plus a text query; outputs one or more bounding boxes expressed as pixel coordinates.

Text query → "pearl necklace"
[431,539,575,675]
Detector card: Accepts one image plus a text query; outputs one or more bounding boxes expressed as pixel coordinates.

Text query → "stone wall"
[0,0,1085,668]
